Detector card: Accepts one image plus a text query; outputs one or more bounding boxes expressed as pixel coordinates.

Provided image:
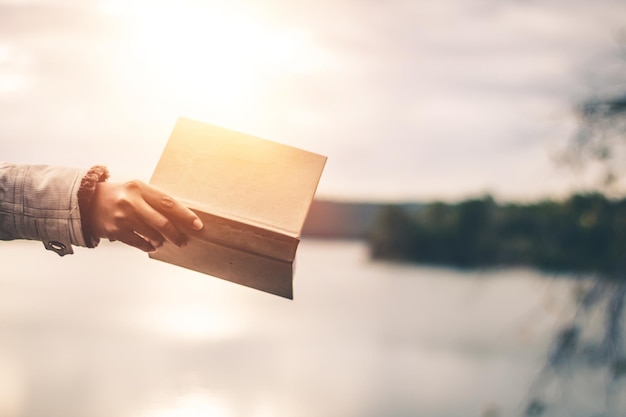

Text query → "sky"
[1,0,626,202]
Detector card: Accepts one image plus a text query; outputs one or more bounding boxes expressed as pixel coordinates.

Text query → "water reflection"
[138,307,245,341]
[139,389,230,417]
[0,355,24,417]
[0,239,580,417]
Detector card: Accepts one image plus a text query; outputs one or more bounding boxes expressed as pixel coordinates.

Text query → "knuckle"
[112,211,126,225]
[123,179,143,191]
[155,216,171,230]
[104,216,128,239]
[161,195,175,209]
[115,193,132,210]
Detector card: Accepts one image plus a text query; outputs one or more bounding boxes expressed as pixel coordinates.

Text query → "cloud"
[1,0,625,199]
[0,2,123,37]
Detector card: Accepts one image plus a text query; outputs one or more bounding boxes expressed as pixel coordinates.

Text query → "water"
[0,239,582,417]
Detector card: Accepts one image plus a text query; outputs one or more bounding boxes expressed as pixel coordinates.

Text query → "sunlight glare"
[0,73,28,94]
[0,44,9,63]
[142,390,231,417]
[106,0,330,124]
[0,43,30,94]
[140,306,245,341]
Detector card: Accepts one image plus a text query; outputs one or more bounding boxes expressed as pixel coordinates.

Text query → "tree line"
[368,193,626,278]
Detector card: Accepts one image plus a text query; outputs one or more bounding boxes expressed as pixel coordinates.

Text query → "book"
[148,117,327,299]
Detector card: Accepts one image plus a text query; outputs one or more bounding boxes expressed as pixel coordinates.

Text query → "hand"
[89,180,204,252]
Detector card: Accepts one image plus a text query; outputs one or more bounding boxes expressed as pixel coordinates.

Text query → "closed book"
[149,117,327,299]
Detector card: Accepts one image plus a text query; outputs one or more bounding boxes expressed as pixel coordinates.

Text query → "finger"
[130,220,165,248]
[133,198,188,247]
[117,231,157,253]
[141,184,203,231]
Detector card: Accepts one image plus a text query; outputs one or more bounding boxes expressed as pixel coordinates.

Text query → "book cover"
[148,117,327,299]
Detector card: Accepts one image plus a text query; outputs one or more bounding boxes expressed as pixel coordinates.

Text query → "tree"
[523,32,626,417]
[562,32,626,194]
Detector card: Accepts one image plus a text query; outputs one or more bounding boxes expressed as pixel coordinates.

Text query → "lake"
[0,239,584,417]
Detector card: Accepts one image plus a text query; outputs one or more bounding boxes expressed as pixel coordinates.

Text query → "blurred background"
[2,0,626,416]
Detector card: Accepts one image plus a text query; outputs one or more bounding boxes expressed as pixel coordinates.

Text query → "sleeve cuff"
[77,165,110,248]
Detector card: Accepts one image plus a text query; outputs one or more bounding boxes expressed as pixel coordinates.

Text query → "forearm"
[0,162,88,255]
[0,162,202,255]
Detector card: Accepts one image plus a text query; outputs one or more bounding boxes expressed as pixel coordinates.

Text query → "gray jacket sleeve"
[0,162,89,255]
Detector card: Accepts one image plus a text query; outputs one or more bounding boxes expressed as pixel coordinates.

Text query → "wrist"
[78,165,110,248]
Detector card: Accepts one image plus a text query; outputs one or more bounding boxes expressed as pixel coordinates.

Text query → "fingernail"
[192,218,204,230]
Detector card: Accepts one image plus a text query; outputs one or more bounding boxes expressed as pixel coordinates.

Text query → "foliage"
[368,194,626,277]
[564,93,626,191]
[561,32,626,194]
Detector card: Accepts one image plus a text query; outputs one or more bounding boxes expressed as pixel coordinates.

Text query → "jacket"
[0,162,89,256]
